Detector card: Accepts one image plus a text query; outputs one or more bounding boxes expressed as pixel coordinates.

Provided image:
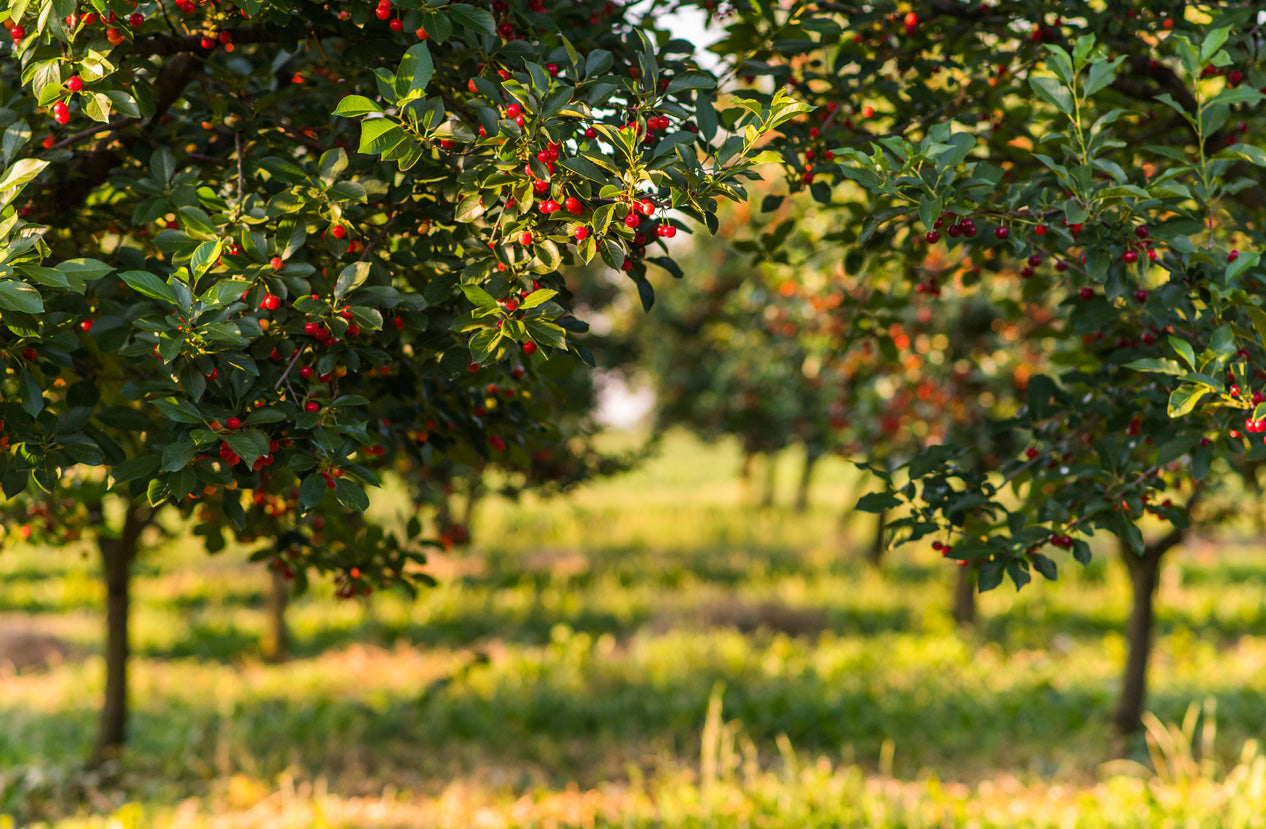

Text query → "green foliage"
[0,0,803,587]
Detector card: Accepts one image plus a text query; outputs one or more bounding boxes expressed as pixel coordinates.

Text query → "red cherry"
[226,417,242,430]
[506,103,521,118]
[304,402,320,413]
[638,199,656,217]
[1123,250,1139,263]
[1135,225,1149,239]
[1228,250,1240,262]
[1134,289,1148,302]
[53,102,70,125]
[925,231,940,244]
[331,225,347,239]
[21,347,37,361]
[1035,224,1048,236]
[564,197,582,214]
[522,341,538,356]
[206,368,219,380]
[393,316,405,330]
[574,226,590,242]
[546,62,559,77]
[299,366,313,379]
[584,127,598,139]
[519,231,533,246]
[994,226,1009,240]
[624,213,641,229]
[389,18,403,31]
[1078,287,1094,300]
[262,295,281,311]
[303,322,319,335]
[129,12,143,26]
[66,76,84,93]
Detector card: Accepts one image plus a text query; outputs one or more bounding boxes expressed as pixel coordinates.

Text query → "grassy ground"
[3,431,1266,827]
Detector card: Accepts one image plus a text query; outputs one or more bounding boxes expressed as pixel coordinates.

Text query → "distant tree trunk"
[1114,526,1186,735]
[952,564,976,627]
[739,449,756,504]
[794,447,821,513]
[262,568,290,663]
[91,500,152,767]
[759,452,777,508]
[868,507,887,568]
[457,478,482,547]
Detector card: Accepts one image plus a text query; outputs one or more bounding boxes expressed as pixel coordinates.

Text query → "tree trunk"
[262,568,290,663]
[952,563,976,627]
[1113,526,1186,735]
[739,449,755,504]
[91,501,151,767]
[793,447,821,513]
[759,452,776,509]
[867,507,887,568]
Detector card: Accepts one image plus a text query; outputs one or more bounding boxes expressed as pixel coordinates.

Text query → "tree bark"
[952,563,976,627]
[759,452,777,509]
[1113,526,1186,735]
[262,568,290,663]
[91,501,151,767]
[793,447,821,513]
[867,507,887,568]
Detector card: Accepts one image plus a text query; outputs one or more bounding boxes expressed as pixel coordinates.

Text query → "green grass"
[4,431,1266,827]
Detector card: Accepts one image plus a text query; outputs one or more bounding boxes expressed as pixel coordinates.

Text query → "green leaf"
[1170,336,1197,370]
[0,158,48,194]
[455,194,486,223]
[334,95,384,117]
[335,262,372,300]
[112,455,161,485]
[0,281,43,314]
[1168,385,1209,418]
[120,270,179,305]
[665,70,716,95]
[461,283,498,308]
[855,491,901,513]
[519,289,557,310]
[358,119,406,156]
[19,366,43,417]
[1215,143,1266,167]
[299,474,328,511]
[1029,75,1073,117]
[449,4,495,34]
[395,42,435,98]
[334,478,371,512]
[1123,358,1184,376]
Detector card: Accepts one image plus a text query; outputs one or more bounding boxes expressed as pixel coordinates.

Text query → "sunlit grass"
[3,431,1266,826]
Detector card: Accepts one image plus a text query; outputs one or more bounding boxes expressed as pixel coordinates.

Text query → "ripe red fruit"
[624,213,641,229]
[389,18,403,31]
[1078,287,1094,300]
[299,366,313,379]
[53,102,70,125]
[926,231,940,243]
[206,368,219,381]
[522,340,538,356]
[506,103,521,118]
[657,223,677,238]
[129,12,143,26]
[262,295,281,311]
[66,76,83,93]
[1135,225,1149,239]
[21,347,37,361]
[584,126,598,139]
[574,226,590,242]
[393,316,405,330]
[490,435,506,451]
[331,225,347,239]
[303,322,319,335]
[564,197,582,213]
[1228,250,1240,262]
[80,319,93,331]
[270,256,283,270]
[994,226,1009,240]
[1134,289,1148,302]
[304,402,320,413]
[546,62,559,77]
[467,78,479,94]
[226,417,242,430]
[1035,224,1048,236]
[1122,250,1139,263]
[638,199,656,216]
[861,104,875,118]
[518,231,533,246]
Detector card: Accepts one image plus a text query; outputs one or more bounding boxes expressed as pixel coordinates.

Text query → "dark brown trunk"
[867,507,887,568]
[793,448,820,513]
[262,568,290,663]
[952,564,976,627]
[759,453,776,509]
[739,450,755,504]
[1113,525,1186,735]
[91,501,151,767]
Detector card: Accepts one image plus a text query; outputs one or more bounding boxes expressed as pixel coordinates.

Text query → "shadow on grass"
[8,642,1266,826]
